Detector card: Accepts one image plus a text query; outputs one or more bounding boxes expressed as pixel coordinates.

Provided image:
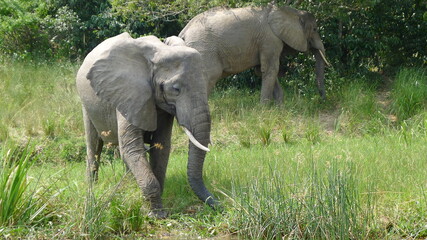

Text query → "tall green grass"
[391,68,427,122]
[0,142,60,228]
[215,133,426,239]
[0,62,426,238]
[0,61,82,141]
[0,143,35,226]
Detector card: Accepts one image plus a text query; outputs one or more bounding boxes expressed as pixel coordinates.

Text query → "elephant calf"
[76,32,216,218]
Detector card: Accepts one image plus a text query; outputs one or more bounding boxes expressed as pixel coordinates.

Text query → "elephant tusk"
[319,50,331,67]
[183,127,210,152]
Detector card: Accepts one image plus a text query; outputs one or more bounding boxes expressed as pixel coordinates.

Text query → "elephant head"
[86,33,210,149]
[80,33,216,214]
[268,6,330,99]
[164,35,186,47]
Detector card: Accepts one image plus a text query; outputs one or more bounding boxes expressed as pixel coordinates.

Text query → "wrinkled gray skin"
[76,33,216,218]
[179,4,327,104]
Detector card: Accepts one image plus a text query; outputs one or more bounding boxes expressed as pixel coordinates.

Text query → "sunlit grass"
[0,62,426,238]
[391,68,427,122]
[0,61,82,141]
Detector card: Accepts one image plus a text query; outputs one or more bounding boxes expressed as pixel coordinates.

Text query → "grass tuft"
[258,126,272,146]
[228,150,375,239]
[0,142,56,227]
[391,68,427,122]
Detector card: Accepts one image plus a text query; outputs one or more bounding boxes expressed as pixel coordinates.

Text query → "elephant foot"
[148,209,168,219]
[146,199,167,219]
[88,170,99,183]
[207,199,223,212]
[273,82,284,105]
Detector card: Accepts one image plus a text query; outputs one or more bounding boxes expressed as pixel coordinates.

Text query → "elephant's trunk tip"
[183,127,210,152]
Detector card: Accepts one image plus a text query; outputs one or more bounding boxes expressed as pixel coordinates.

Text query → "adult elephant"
[178,4,330,104]
[76,32,216,218]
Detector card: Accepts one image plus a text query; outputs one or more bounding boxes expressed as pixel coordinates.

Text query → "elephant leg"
[83,108,103,182]
[149,110,174,193]
[260,44,283,104]
[273,80,284,105]
[117,111,165,218]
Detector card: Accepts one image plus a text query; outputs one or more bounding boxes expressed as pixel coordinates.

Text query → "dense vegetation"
[1,0,426,73]
[1,0,426,239]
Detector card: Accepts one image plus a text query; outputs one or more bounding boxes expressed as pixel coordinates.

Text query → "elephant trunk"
[186,104,217,208]
[314,49,326,100]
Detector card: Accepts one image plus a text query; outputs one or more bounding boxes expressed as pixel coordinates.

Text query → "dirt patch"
[376,90,398,123]
[319,109,340,134]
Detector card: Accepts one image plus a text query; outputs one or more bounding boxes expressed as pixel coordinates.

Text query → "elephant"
[178,4,330,104]
[164,36,186,46]
[76,32,216,218]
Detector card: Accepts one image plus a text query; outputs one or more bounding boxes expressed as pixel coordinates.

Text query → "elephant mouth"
[182,127,210,152]
[157,102,176,116]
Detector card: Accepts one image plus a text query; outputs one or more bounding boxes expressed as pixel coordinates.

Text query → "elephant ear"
[87,33,157,131]
[268,6,308,52]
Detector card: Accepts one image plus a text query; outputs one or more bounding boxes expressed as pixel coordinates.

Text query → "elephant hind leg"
[83,108,103,182]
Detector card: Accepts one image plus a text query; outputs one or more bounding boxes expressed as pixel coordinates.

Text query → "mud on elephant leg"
[117,112,166,218]
[83,108,104,182]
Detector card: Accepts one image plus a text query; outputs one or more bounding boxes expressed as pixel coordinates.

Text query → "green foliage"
[0,0,50,60]
[44,6,83,58]
[390,68,427,121]
[301,0,427,74]
[1,0,425,78]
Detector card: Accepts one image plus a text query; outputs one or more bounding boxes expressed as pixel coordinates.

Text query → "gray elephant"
[178,4,330,104]
[164,35,186,46]
[76,32,216,218]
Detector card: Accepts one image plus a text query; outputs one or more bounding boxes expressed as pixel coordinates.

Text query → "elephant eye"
[159,82,165,92]
[172,83,181,94]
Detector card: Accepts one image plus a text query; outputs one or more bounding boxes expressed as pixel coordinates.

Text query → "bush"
[44,6,82,58]
[0,0,425,83]
[0,12,50,60]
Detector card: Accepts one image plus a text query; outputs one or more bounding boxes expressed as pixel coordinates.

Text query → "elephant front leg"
[117,112,166,218]
[149,110,174,193]
[260,63,282,104]
[273,80,284,105]
[260,42,284,104]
